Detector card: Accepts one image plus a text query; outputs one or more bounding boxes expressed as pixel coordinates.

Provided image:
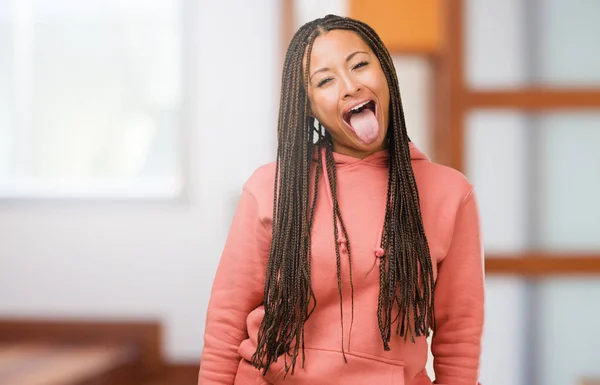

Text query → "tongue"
[349,109,379,144]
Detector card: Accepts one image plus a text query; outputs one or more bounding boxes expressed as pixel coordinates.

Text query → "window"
[445,1,600,384]
[0,0,184,198]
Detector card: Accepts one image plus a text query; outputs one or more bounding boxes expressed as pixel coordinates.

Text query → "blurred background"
[0,0,599,384]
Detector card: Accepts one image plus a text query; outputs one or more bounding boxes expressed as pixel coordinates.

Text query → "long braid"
[328,144,356,353]
[324,14,437,344]
[323,137,355,363]
[252,23,320,374]
[252,14,435,376]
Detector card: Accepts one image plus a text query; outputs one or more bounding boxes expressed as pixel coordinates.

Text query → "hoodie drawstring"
[321,147,386,259]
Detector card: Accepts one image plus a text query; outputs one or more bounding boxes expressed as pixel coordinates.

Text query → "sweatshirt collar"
[316,141,428,168]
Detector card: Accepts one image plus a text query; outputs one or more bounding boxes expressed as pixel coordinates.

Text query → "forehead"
[308,29,373,67]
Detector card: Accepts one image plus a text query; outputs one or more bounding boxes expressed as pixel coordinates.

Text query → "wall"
[0,0,279,362]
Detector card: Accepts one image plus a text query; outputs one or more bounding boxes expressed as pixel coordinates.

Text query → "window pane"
[537,278,600,385]
[538,112,600,251]
[466,0,600,88]
[537,0,600,86]
[392,56,433,157]
[465,0,528,89]
[1,0,183,197]
[466,110,600,252]
[480,277,528,385]
[465,111,530,253]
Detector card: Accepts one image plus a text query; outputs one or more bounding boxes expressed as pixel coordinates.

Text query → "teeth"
[350,101,369,112]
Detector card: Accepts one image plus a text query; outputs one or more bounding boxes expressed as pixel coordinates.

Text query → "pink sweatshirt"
[199,143,484,385]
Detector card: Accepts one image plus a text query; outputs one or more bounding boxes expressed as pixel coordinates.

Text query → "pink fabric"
[199,143,484,385]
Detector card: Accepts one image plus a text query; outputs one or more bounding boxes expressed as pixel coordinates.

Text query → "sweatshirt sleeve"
[198,187,267,384]
[431,188,485,385]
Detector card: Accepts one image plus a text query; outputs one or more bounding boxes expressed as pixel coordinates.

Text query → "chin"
[356,133,387,150]
[345,139,386,156]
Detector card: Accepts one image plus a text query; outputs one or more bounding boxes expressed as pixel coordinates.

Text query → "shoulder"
[411,158,474,207]
[243,162,276,194]
[242,162,277,217]
[411,159,479,260]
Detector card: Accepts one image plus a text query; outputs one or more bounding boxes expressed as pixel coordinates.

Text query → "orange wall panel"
[349,0,442,53]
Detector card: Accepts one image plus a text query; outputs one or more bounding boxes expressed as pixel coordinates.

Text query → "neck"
[331,141,388,159]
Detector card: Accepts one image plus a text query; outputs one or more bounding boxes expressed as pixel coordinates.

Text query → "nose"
[341,74,361,99]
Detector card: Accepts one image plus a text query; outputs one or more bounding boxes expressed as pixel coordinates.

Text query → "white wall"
[0,0,279,362]
[294,0,347,27]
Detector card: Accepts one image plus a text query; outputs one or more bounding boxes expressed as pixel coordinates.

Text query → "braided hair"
[251,14,435,376]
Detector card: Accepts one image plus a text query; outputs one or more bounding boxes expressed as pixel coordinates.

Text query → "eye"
[353,61,369,70]
[317,78,332,88]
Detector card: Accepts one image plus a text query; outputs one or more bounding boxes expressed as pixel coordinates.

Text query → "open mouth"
[341,99,380,144]
[343,100,377,126]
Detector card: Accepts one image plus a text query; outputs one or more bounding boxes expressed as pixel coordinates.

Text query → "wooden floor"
[0,342,137,385]
[0,319,199,385]
[144,365,198,385]
[0,342,198,385]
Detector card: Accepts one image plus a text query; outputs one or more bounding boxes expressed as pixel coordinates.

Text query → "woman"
[199,14,484,385]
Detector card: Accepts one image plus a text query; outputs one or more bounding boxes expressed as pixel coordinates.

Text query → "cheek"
[362,74,389,103]
[310,92,338,119]
[375,76,389,98]
[377,79,390,111]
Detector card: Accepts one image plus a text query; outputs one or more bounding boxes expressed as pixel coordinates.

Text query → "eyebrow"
[309,50,369,82]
